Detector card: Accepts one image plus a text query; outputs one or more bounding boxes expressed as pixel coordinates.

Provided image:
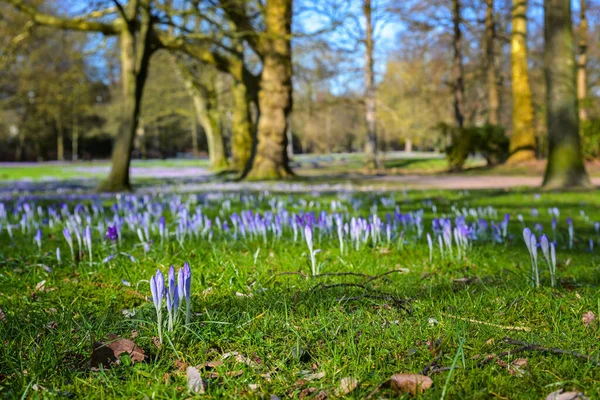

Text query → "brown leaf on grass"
[299,387,318,399]
[389,373,433,396]
[0,308,6,323]
[508,358,528,377]
[174,359,188,372]
[336,377,358,396]
[90,334,146,368]
[198,360,224,370]
[205,370,244,379]
[186,366,207,394]
[222,351,259,368]
[301,371,325,381]
[314,390,328,400]
[545,389,589,400]
[582,311,596,327]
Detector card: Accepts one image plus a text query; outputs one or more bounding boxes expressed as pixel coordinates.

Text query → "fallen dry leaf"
[301,371,325,381]
[582,311,596,327]
[199,360,224,370]
[545,389,589,400]
[314,390,328,400]
[0,308,6,323]
[186,366,207,394]
[299,387,318,399]
[35,280,46,292]
[389,373,433,396]
[336,377,358,396]
[205,370,243,379]
[222,351,259,368]
[508,358,528,377]
[174,359,188,372]
[90,334,145,368]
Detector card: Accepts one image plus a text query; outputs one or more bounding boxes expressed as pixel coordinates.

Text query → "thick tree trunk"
[185,78,228,170]
[452,0,465,128]
[98,23,154,192]
[244,0,293,180]
[190,115,199,158]
[542,0,590,188]
[191,91,228,170]
[577,0,588,121]
[363,0,379,168]
[486,0,500,125]
[231,78,254,172]
[507,0,536,163]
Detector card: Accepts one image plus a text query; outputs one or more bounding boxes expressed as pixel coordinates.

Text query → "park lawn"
[1,188,600,399]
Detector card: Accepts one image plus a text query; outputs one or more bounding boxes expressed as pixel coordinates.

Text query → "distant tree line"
[0,0,597,189]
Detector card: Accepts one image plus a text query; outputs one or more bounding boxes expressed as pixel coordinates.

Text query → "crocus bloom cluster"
[149,263,192,343]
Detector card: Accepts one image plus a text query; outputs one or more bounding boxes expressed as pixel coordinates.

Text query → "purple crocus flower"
[183,262,192,325]
[150,269,165,343]
[105,225,118,241]
[166,265,177,332]
[34,229,42,250]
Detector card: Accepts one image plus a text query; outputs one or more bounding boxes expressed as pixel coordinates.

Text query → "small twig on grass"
[271,271,308,279]
[421,354,442,375]
[313,271,371,278]
[501,337,600,366]
[477,345,534,366]
[363,268,410,284]
[441,313,531,332]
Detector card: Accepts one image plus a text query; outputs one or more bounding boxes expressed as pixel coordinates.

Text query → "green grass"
[1,189,600,398]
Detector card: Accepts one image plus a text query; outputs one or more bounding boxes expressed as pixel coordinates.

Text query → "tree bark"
[577,0,588,121]
[452,0,465,128]
[363,0,379,168]
[190,114,199,158]
[507,0,536,163]
[181,69,229,170]
[98,19,155,192]
[56,116,64,161]
[72,114,79,161]
[485,0,500,125]
[231,78,254,173]
[243,0,293,179]
[542,0,590,188]
[191,89,228,170]
[97,4,156,192]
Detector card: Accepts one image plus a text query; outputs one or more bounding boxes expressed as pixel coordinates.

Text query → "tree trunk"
[137,123,147,160]
[187,80,228,170]
[190,115,199,158]
[507,0,536,163]
[72,114,79,161]
[231,78,254,172]
[405,138,413,153]
[97,26,153,191]
[244,0,293,180]
[97,3,155,192]
[485,0,500,125]
[56,117,64,161]
[452,0,465,128]
[363,0,379,168]
[542,0,590,188]
[577,0,588,121]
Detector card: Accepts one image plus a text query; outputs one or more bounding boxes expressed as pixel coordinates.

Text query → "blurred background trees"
[1,0,599,189]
